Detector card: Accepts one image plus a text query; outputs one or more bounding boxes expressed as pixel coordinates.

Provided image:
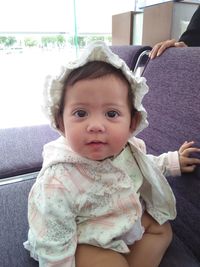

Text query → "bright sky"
[0,0,136,33]
[0,0,68,32]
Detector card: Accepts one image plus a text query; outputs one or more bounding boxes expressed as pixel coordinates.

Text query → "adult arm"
[179,6,200,46]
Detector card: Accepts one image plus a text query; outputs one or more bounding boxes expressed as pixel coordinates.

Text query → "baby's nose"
[86,119,105,133]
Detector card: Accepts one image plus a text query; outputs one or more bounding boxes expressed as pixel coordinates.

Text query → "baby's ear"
[55,114,65,135]
[130,112,141,133]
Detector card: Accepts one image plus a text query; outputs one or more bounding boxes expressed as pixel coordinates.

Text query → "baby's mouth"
[86,141,106,146]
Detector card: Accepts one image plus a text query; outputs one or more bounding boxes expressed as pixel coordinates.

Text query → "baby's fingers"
[180,147,200,157]
[181,165,196,173]
[185,157,200,165]
[179,141,194,153]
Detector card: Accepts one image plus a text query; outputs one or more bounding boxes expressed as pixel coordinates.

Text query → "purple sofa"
[138,47,200,267]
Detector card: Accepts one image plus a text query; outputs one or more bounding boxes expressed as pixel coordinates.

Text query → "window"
[0,0,134,128]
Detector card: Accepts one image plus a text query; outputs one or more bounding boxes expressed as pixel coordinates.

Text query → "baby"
[24,41,200,267]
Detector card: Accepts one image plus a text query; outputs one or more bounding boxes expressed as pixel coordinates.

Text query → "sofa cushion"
[0,178,39,267]
[159,235,200,267]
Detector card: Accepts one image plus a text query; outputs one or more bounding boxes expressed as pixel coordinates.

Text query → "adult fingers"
[174,41,187,48]
[149,39,176,59]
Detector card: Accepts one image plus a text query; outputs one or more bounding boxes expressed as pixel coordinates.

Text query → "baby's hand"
[179,141,200,173]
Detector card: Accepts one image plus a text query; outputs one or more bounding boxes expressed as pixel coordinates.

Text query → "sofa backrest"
[138,47,200,261]
[0,125,59,179]
[139,47,200,155]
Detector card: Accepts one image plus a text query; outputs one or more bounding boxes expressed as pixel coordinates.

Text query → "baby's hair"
[57,61,137,127]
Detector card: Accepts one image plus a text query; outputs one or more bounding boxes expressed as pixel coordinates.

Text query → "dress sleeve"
[129,137,181,177]
[146,151,181,177]
[27,167,77,267]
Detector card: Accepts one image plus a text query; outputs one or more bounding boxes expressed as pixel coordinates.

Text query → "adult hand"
[179,141,200,173]
[149,39,187,59]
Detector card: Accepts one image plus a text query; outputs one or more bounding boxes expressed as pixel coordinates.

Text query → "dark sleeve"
[179,6,200,46]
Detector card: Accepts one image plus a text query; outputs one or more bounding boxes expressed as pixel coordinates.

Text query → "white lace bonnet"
[43,41,149,136]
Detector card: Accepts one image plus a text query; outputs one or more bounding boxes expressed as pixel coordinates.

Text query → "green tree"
[88,35,104,42]
[41,36,57,47]
[24,38,38,47]
[77,36,86,47]
[5,36,17,47]
[0,36,17,47]
[56,35,66,47]
[0,36,7,45]
[68,36,74,46]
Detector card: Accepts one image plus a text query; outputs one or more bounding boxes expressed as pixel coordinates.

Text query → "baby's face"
[61,74,136,160]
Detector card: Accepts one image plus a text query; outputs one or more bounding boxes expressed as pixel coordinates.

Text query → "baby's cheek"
[110,132,129,151]
[66,129,81,148]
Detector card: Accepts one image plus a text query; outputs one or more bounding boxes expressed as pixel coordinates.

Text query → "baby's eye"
[106,110,120,118]
[74,110,87,117]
